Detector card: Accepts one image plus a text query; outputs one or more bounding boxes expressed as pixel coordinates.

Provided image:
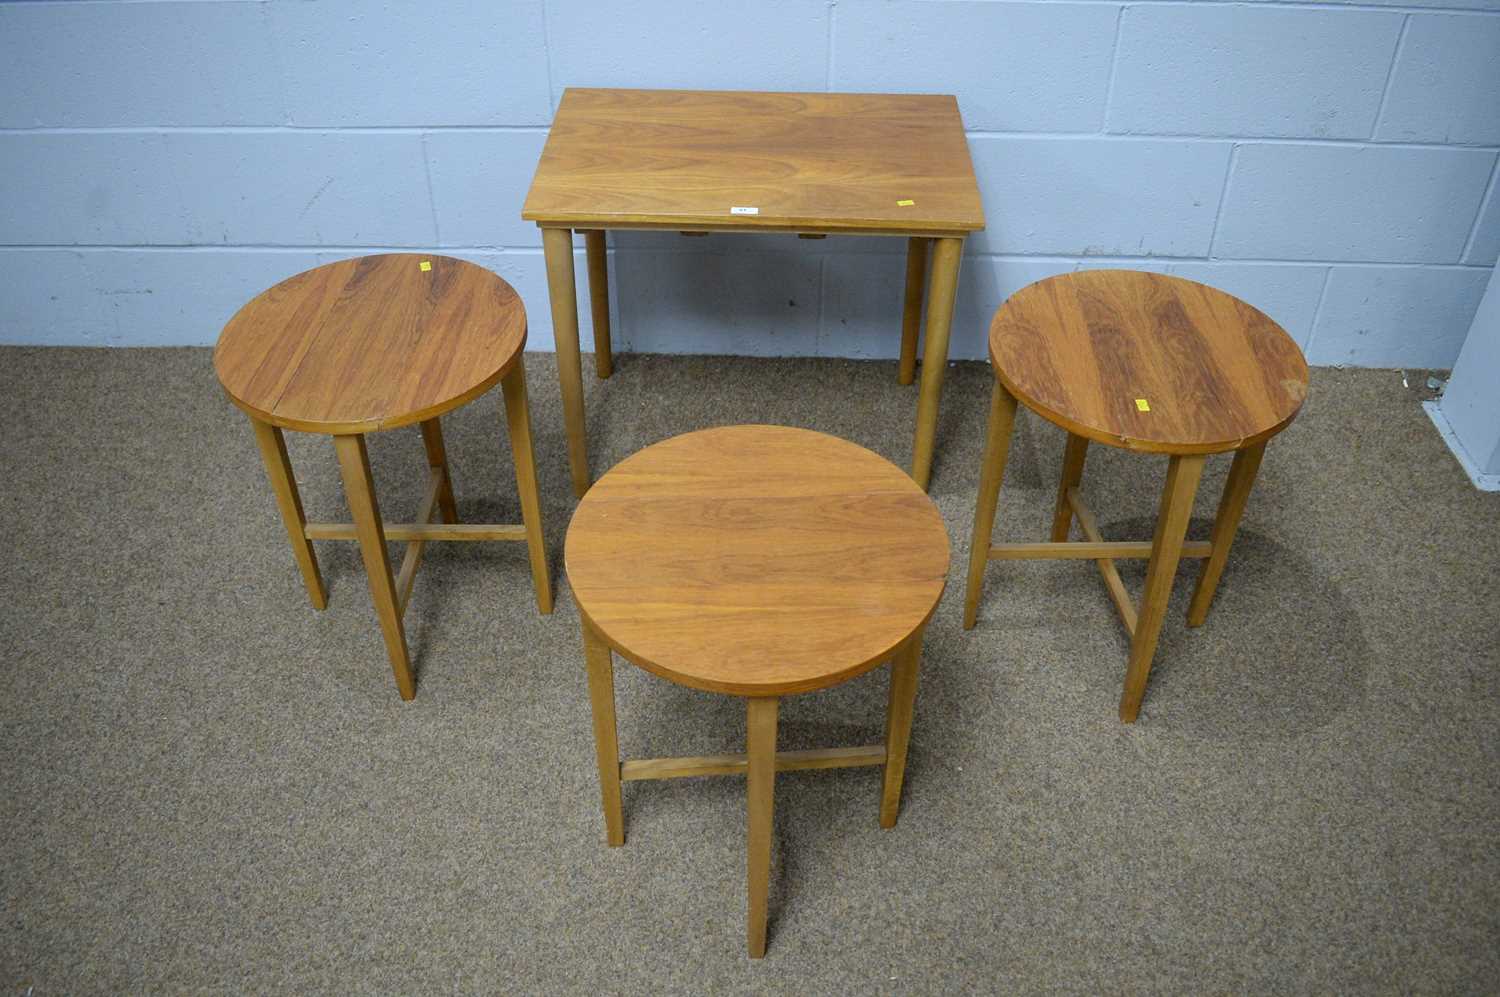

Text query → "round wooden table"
[963,270,1308,722]
[565,425,949,957]
[214,253,553,701]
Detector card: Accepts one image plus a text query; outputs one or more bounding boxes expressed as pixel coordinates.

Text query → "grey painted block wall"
[1,0,1497,367]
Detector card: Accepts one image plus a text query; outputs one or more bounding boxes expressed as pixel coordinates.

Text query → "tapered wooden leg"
[880,630,923,829]
[898,237,929,386]
[582,620,624,847]
[333,434,415,701]
[584,230,613,379]
[542,226,590,498]
[1050,433,1090,542]
[419,417,460,524]
[1119,454,1205,723]
[1187,443,1265,627]
[500,358,554,615]
[746,696,778,959]
[250,418,327,610]
[963,382,1019,629]
[911,237,963,491]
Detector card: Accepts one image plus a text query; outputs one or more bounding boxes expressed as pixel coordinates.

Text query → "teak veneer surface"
[214,254,527,434]
[564,426,950,696]
[989,271,1309,454]
[522,88,985,234]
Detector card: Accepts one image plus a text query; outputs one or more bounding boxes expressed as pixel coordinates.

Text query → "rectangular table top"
[522,88,985,236]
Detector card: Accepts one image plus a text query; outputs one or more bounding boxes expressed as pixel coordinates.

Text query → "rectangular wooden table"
[522,88,985,494]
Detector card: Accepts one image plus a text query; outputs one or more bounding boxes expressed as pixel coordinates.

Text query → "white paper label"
[730,206,759,215]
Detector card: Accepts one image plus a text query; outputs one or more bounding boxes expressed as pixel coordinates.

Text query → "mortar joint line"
[419,132,441,246]
[1302,265,1337,360]
[1099,4,1129,135]
[1,244,1494,269]
[824,2,836,92]
[1207,143,1239,259]
[539,0,557,116]
[1458,154,1499,264]
[1370,14,1412,142]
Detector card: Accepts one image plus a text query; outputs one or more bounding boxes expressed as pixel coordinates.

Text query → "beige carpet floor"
[2,348,1497,994]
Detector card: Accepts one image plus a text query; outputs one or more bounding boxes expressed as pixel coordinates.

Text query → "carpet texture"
[1,348,1496,994]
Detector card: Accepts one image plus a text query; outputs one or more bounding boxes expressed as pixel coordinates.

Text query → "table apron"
[531,220,974,240]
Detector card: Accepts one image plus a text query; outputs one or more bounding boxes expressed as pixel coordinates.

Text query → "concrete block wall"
[2,0,1497,367]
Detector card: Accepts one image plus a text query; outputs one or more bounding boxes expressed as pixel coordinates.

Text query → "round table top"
[565,426,951,697]
[213,254,527,434]
[989,270,1309,454]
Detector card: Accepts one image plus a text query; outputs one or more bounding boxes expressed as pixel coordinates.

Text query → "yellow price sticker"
[1135,398,1151,412]
[419,260,432,272]
[896,199,915,206]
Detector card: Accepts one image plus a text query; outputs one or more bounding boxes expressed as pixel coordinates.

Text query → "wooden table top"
[214,254,527,434]
[989,270,1309,454]
[522,88,985,236]
[565,426,950,697]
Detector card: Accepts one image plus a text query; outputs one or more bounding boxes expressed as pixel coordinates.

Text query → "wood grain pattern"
[879,630,923,829]
[618,745,885,782]
[745,696,778,959]
[1067,486,1139,637]
[564,426,949,697]
[1119,455,1206,722]
[420,417,460,525]
[582,619,625,848]
[1187,441,1266,627]
[541,228,592,497]
[911,236,964,489]
[393,467,443,616]
[990,271,1309,455]
[215,255,527,434]
[523,89,985,235]
[963,383,1018,630]
[1051,433,1090,542]
[333,433,414,701]
[302,522,526,542]
[501,360,555,615]
[583,230,613,378]
[989,540,1212,560]
[250,418,326,610]
[898,237,929,385]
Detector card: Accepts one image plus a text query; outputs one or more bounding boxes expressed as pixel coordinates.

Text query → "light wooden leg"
[419,417,460,524]
[584,230,613,380]
[880,630,923,829]
[1187,443,1265,627]
[746,696,778,959]
[1119,454,1205,723]
[898,237,929,386]
[911,236,963,491]
[250,418,327,610]
[542,226,590,498]
[582,620,625,847]
[501,358,554,615]
[963,382,1019,629]
[1050,433,1090,542]
[333,434,415,701]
